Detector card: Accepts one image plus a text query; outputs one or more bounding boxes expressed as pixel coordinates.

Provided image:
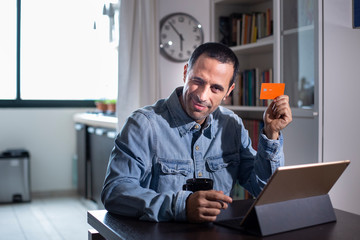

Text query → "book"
[239,14,251,45]
[257,12,266,39]
[260,68,273,106]
[236,18,242,46]
[230,13,242,46]
[266,8,272,36]
[250,13,257,43]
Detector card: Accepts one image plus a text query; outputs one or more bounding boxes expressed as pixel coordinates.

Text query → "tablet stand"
[242,194,336,236]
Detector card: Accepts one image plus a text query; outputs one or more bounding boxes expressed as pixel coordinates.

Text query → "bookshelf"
[211,0,276,113]
[213,0,274,199]
[211,0,319,112]
[211,0,320,118]
[211,0,323,197]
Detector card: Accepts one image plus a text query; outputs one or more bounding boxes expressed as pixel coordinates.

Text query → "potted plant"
[105,99,117,114]
[95,100,107,113]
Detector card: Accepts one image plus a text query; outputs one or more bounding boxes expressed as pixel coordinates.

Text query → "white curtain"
[116,0,159,130]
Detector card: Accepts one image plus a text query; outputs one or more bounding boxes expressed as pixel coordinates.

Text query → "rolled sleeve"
[173,190,192,221]
[258,130,284,173]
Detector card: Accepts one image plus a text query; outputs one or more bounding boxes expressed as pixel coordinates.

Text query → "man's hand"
[186,190,232,223]
[263,95,292,140]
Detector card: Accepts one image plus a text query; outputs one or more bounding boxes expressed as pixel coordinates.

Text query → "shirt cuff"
[174,190,192,221]
[259,130,284,160]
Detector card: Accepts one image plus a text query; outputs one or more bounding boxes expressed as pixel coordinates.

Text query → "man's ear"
[183,64,188,83]
[225,83,235,98]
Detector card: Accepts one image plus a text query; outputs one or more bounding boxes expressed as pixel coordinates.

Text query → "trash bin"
[0,149,31,203]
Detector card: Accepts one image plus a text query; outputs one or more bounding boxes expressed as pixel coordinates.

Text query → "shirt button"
[198,172,203,177]
[194,125,199,129]
[195,145,200,151]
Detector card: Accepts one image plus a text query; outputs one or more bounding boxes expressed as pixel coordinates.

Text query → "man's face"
[180,54,235,125]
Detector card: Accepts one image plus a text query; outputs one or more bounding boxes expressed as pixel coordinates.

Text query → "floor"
[0,193,98,240]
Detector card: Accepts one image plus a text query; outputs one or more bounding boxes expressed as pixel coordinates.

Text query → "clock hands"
[168,22,184,52]
[168,22,180,37]
[180,35,184,52]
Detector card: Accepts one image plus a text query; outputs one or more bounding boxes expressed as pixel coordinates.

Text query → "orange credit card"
[260,83,285,99]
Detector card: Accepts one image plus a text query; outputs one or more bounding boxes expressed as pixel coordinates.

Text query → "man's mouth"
[191,97,210,111]
[193,101,206,111]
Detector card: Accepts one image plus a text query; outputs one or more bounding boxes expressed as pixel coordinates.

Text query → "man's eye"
[192,79,203,85]
[211,86,221,92]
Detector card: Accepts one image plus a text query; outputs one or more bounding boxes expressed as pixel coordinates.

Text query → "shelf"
[230,36,273,55]
[223,106,317,118]
[282,25,315,36]
[291,108,318,118]
[222,105,266,119]
[223,105,267,112]
[214,0,269,5]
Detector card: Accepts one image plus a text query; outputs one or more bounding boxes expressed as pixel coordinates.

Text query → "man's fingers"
[195,205,222,223]
[201,207,221,217]
[274,94,289,102]
[204,199,228,210]
[271,95,292,120]
[186,190,233,223]
[204,190,233,203]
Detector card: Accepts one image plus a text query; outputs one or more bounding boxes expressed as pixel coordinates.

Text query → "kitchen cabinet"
[74,113,117,209]
[87,126,116,209]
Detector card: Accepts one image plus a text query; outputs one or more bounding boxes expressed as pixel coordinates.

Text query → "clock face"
[159,13,204,62]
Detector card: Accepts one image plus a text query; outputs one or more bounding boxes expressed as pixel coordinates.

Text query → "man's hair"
[187,42,239,87]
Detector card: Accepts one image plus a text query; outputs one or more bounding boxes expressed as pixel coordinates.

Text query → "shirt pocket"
[206,152,239,172]
[205,153,239,194]
[159,159,192,176]
[156,158,192,192]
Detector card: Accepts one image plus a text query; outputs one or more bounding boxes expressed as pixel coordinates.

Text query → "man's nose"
[197,85,210,102]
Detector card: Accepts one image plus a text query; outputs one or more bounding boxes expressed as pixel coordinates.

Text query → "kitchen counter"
[73,113,118,129]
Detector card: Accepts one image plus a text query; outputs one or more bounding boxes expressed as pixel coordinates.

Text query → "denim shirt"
[101,87,284,222]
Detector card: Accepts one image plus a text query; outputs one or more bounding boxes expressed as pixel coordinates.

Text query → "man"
[101,42,292,223]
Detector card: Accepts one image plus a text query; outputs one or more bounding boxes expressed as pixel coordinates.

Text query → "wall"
[0,108,91,193]
[158,0,211,98]
[323,0,360,214]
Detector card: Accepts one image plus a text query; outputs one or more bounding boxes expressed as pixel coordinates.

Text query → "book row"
[231,119,264,200]
[219,9,272,47]
[224,68,273,107]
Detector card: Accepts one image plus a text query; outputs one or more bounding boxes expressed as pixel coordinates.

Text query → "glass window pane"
[0,0,17,100]
[281,0,316,108]
[283,30,315,108]
[20,0,118,100]
[282,0,315,30]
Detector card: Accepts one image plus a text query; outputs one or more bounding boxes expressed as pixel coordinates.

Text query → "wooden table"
[88,200,360,240]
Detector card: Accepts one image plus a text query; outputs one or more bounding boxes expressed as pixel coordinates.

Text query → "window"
[0,0,118,107]
[0,0,17,100]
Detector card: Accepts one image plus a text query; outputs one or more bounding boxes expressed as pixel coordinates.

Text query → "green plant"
[104,99,117,104]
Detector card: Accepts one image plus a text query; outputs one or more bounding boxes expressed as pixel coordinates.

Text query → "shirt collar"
[166,87,214,138]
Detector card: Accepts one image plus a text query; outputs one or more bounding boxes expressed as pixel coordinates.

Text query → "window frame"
[0,0,97,108]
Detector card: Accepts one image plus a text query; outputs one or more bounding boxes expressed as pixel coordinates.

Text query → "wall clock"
[159,13,204,62]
